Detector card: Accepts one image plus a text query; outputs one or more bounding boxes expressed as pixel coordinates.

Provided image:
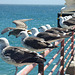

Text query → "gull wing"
[13,19,33,29]
[14,19,33,22]
[1,27,15,34]
[3,46,37,63]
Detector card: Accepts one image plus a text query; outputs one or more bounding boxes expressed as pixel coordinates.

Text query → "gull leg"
[43,51,45,57]
[53,42,55,46]
[40,51,45,57]
[15,66,18,75]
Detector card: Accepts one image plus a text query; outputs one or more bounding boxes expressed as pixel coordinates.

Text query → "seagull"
[0,37,46,75]
[45,24,69,33]
[63,18,75,26]
[31,27,63,37]
[59,16,75,28]
[17,31,58,52]
[45,27,73,35]
[36,32,71,43]
[59,16,68,28]
[30,27,71,43]
[1,19,33,37]
[38,25,72,37]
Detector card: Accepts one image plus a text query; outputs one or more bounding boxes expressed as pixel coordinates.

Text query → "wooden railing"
[17,32,74,75]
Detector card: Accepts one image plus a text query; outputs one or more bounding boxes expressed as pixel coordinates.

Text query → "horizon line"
[0,4,64,5]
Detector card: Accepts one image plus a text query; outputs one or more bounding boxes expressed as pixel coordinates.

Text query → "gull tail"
[60,33,72,38]
[34,56,46,63]
[67,28,75,32]
[22,56,46,64]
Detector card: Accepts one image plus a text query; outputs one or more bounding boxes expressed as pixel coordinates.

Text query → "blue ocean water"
[0,4,65,75]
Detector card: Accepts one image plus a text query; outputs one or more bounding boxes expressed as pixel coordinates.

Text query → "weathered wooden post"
[60,39,64,75]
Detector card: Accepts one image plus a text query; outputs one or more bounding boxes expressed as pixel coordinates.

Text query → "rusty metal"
[60,39,64,75]
[64,49,73,64]
[64,43,72,56]
[38,63,44,75]
[44,40,62,57]
[64,36,72,46]
[71,31,74,61]
[49,56,63,75]
[56,66,63,75]
[64,56,73,71]
[20,63,37,75]
[44,46,63,71]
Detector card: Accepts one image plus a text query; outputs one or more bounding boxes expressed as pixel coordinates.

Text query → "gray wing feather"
[13,19,33,29]
[3,46,37,63]
[1,27,15,34]
[13,19,33,22]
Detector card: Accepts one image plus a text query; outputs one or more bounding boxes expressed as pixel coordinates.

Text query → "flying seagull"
[0,37,46,75]
[17,31,58,52]
[1,19,33,37]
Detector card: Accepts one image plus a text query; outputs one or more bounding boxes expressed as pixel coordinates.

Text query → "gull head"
[26,30,32,35]
[59,16,64,21]
[0,38,9,50]
[45,24,52,29]
[31,27,39,33]
[17,31,29,39]
[31,27,39,37]
[38,26,47,32]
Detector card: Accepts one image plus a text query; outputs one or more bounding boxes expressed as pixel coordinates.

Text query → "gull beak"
[27,30,32,35]
[16,35,19,38]
[38,27,40,29]
[57,14,62,20]
[57,18,59,20]
[8,34,10,36]
[16,33,20,38]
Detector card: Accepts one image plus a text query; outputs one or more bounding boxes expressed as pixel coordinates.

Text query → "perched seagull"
[45,27,73,35]
[31,27,62,37]
[38,25,71,37]
[36,32,71,43]
[63,18,75,26]
[59,16,68,28]
[0,37,46,75]
[30,27,70,43]
[59,16,74,28]
[17,31,58,52]
[1,19,33,37]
